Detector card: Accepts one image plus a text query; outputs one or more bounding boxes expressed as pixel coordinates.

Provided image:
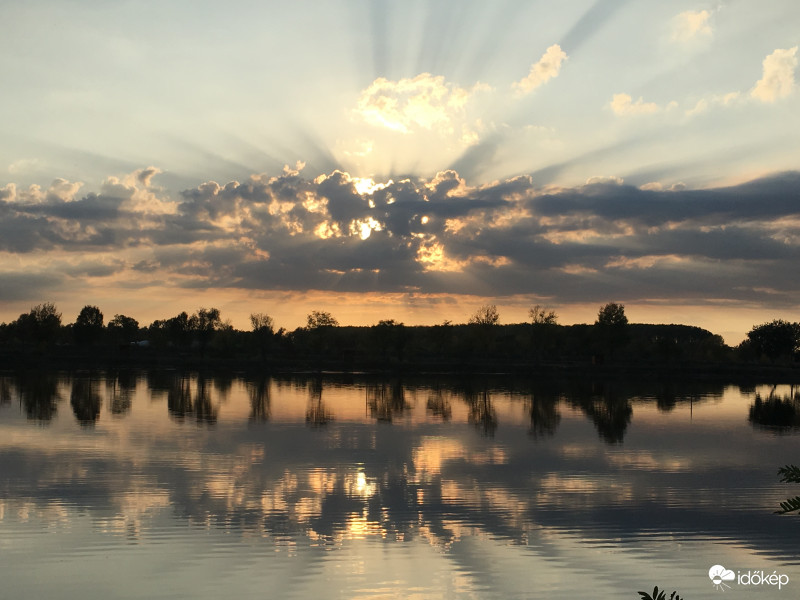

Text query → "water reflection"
[366,380,407,422]
[166,374,219,424]
[749,385,800,431]
[465,387,498,437]
[106,370,135,416]
[571,383,632,444]
[426,386,451,421]
[248,376,271,423]
[13,371,61,421]
[527,393,561,439]
[306,377,333,426]
[1,371,799,600]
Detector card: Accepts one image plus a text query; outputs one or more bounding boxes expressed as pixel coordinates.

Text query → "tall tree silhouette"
[74,305,104,345]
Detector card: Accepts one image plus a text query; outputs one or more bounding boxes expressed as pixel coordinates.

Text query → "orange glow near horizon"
[3,286,796,346]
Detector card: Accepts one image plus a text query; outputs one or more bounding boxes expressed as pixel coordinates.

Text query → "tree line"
[1,301,799,369]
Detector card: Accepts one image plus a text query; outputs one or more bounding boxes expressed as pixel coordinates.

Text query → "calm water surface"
[1,371,799,599]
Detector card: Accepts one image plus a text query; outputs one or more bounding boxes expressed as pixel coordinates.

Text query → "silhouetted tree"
[373,319,407,362]
[165,311,192,348]
[190,307,222,355]
[468,305,499,357]
[107,314,139,344]
[15,302,62,345]
[73,305,104,345]
[468,304,499,326]
[306,310,339,329]
[596,302,628,327]
[745,320,800,361]
[250,312,275,359]
[529,305,559,361]
[529,305,558,325]
[595,302,629,360]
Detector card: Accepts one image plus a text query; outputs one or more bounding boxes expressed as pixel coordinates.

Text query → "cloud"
[585,175,624,186]
[3,167,800,309]
[672,10,712,42]
[609,93,662,116]
[513,44,568,96]
[8,158,41,174]
[356,73,489,134]
[751,47,798,103]
[684,92,741,117]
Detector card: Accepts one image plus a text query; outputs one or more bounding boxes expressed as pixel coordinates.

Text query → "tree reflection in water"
[366,381,407,422]
[106,370,136,416]
[426,386,451,421]
[568,382,632,444]
[167,374,218,425]
[71,376,102,426]
[12,371,62,422]
[306,377,333,426]
[194,377,217,424]
[4,371,800,585]
[749,385,800,430]
[527,392,561,439]
[463,384,497,437]
[167,375,193,420]
[0,378,11,406]
[248,376,271,423]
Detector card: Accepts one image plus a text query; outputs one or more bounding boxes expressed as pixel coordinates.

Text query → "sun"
[352,177,392,196]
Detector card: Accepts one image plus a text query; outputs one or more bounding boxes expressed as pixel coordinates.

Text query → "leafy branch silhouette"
[637,586,683,600]
[776,464,800,514]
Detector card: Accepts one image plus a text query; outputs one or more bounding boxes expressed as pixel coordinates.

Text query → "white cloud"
[640,182,663,191]
[586,175,624,186]
[685,92,741,117]
[513,44,568,95]
[751,47,798,103]
[356,74,489,134]
[8,158,40,174]
[672,10,713,42]
[609,93,661,116]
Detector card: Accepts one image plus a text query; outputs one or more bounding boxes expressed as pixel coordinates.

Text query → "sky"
[1,0,799,343]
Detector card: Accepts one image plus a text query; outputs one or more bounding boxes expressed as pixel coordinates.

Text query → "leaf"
[778,464,800,484]
[637,586,657,600]
[775,495,800,514]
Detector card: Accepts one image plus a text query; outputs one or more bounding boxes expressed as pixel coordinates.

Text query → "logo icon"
[709,565,735,591]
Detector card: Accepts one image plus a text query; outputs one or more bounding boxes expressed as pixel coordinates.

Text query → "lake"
[1,370,799,599]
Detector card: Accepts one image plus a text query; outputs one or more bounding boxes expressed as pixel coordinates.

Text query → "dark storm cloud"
[2,167,800,306]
